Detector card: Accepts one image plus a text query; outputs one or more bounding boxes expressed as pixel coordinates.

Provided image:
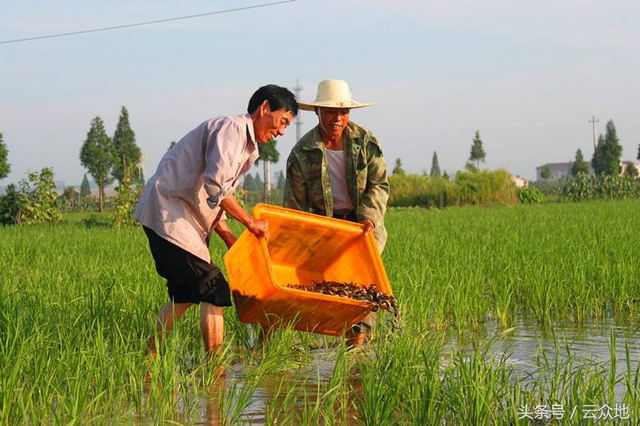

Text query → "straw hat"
[298,79,375,111]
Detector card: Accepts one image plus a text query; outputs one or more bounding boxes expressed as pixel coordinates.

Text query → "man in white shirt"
[136,84,297,356]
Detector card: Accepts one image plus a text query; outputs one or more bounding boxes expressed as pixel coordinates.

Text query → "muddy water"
[196,317,640,424]
[450,317,640,376]
[200,349,352,425]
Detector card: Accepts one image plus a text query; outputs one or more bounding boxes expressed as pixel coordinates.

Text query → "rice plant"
[1,199,639,423]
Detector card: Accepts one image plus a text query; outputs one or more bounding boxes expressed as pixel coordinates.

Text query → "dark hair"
[247,84,298,116]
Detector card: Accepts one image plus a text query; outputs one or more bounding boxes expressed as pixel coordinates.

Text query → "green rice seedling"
[528,337,575,407]
[623,342,640,411]
[263,374,300,424]
[442,336,513,425]
[288,372,324,426]
[317,345,354,425]
[607,332,618,406]
[251,324,311,374]
[515,333,638,425]
[2,201,640,423]
[216,376,261,425]
[353,339,405,425]
[395,334,446,424]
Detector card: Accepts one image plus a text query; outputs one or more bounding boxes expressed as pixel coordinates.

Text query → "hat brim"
[298,101,375,111]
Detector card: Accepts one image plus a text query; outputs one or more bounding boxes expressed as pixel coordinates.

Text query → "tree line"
[1,117,639,223]
[392,129,487,179]
[539,119,639,181]
[392,121,639,183]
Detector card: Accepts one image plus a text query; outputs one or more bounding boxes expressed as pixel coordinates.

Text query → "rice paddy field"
[1,199,640,424]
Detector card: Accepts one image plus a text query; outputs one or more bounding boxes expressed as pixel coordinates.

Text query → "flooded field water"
[191,317,640,425]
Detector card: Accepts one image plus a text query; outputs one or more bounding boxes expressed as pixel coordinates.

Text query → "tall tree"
[257,139,279,202]
[112,106,141,184]
[0,132,10,181]
[469,130,486,169]
[244,173,255,192]
[637,142,640,161]
[571,149,590,176]
[80,116,115,212]
[591,134,605,177]
[430,151,441,177]
[392,158,405,176]
[136,166,145,186]
[591,119,622,177]
[80,173,91,198]
[276,170,285,190]
[253,172,263,192]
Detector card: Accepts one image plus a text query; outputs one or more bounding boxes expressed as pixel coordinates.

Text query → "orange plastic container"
[224,204,392,336]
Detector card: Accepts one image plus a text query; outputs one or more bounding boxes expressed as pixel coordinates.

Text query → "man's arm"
[219,194,269,239]
[213,220,236,249]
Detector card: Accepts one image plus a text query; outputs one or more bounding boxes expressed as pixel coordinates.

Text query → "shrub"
[517,187,545,204]
[0,168,63,225]
[388,175,453,208]
[112,167,143,228]
[455,169,518,205]
[0,184,27,224]
[388,170,518,208]
[82,213,114,228]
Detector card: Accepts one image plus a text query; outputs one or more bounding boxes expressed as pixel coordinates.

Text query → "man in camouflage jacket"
[283,122,389,252]
[283,79,388,347]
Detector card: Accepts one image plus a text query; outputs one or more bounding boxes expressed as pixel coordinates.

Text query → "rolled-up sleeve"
[204,119,244,209]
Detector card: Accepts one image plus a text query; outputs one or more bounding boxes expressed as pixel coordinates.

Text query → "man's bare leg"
[148,301,193,356]
[200,302,224,355]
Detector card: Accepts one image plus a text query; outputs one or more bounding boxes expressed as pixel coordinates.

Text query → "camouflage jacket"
[283,121,389,251]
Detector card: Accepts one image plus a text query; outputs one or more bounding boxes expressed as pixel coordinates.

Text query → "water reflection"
[214,349,345,424]
[447,316,640,408]
[449,317,640,375]
[199,317,640,424]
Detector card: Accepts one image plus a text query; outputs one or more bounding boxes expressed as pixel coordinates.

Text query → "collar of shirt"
[243,113,258,159]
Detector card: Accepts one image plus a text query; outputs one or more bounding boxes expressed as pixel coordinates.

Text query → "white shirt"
[325,148,353,211]
[135,114,258,262]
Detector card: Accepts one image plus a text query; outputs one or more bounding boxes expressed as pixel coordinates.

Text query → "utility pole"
[292,79,303,142]
[589,116,599,154]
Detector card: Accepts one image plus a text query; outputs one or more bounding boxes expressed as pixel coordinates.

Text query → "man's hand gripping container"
[224,204,392,336]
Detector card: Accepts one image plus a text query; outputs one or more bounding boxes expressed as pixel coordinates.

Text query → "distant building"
[511,176,529,188]
[90,188,118,198]
[536,162,594,181]
[536,161,639,181]
[622,162,640,176]
[54,188,81,198]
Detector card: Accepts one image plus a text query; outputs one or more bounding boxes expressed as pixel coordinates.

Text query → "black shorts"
[143,226,232,307]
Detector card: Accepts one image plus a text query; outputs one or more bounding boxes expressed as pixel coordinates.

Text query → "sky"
[1,0,639,187]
